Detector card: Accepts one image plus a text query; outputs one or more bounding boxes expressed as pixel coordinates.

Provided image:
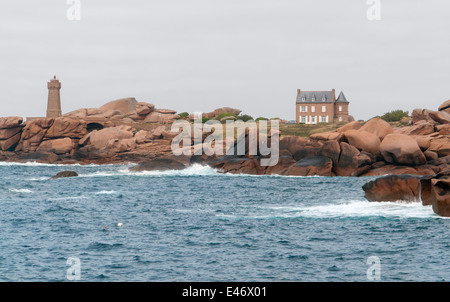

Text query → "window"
[311,96,316,102]
[300,106,307,112]
[322,106,326,113]
[321,116,327,123]
[339,106,343,112]
[322,96,326,102]
[300,116,306,123]
[311,116,316,123]
[301,96,306,102]
[311,106,315,113]
[339,116,343,122]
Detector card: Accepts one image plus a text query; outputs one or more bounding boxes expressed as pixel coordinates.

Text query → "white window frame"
[339,105,343,112]
[311,105,315,113]
[321,116,327,123]
[322,106,326,113]
[300,116,306,123]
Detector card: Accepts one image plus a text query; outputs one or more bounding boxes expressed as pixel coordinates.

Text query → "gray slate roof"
[296,91,333,103]
[336,91,348,103]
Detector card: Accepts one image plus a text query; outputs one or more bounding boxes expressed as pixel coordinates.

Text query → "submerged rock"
[130,157,189,172]
[50,171,78,179]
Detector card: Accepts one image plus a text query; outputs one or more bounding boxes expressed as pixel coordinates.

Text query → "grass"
[279,122,347,138]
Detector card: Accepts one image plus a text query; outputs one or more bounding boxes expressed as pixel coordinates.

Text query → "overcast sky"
[1,0,449,121]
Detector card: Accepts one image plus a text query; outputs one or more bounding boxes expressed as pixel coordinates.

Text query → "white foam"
[9,188,33,193]
[123,163,220,177]
[95,190,118,195]
[0,161,125,167]
[217,200,441,220]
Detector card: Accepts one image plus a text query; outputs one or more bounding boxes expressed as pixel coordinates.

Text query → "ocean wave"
[9,188,33,193]
[77,164,220,178]
[95,190,118,195]
[216,200,441,220]
[0,161,127,167]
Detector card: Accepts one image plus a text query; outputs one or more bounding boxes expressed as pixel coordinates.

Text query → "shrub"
[237,114,254,122]
[255,117,268,121]
[177,112,189,119]
[216,112,238,121]
[380,110,409,122]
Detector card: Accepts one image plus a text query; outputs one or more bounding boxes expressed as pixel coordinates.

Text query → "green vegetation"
[216,112,238,121]
[255,117,269,121]
[237,114,254,122]
[177,112,189,119]
[379,110,409,122]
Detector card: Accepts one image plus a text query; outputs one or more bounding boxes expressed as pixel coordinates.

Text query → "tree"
[380,110,409,122]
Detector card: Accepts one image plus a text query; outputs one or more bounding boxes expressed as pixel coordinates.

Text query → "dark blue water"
[0,162,449,281]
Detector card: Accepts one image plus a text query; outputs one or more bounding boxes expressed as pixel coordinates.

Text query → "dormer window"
[322,96,326,102]
[301,96,306,102]
[311,96,316,102]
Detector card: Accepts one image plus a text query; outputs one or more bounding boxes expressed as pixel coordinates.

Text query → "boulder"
[362,175,421,202]
[154,109,177,114]
[428,111,450,124]
[83,125,134,150]
[336,121,362,133]
[144,112,179,123]
[438,99,450,112]
[264,155,296,175]
[431,176,450,217]
[286,156,333,176]
[335,142,372,176]
[45,117,87,139]
[379,134,426,166]
[310,131,342,141]
[135,102,155,116]
[411,109,435,124]
[292,146,321,161]
[318,140,340,166]
[0,127,22,140]
[278,136,307,156]
[408,135,431,151]
[37,137,74,154]
[151,125,167,139]
[50,171,78,179]
[102,109,124,119]
[395,121,435,136]
[99,97,137,115]
[359,118,393,140]
[105,137,136,153]
[16,118,55,152]
[0,132,21,151]
[0,116,23,129]
[344,130,380,155]
[134,130,150,144]
[424,150,438,161]
[436,124,450,135]
[420,169,450,216]
[427,137,450,157]
[362,165,418,177]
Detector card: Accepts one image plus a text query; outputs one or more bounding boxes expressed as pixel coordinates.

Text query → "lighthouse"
[46,75,62,118]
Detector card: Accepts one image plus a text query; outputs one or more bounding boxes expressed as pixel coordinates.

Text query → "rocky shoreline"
[0,97,449,216]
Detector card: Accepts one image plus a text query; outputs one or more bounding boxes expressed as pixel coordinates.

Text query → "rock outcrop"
[50,171,79,179]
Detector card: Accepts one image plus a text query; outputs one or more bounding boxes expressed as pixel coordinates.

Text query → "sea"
[0,161,449,282]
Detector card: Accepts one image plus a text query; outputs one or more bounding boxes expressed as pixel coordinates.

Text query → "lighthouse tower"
[46,75,62,118]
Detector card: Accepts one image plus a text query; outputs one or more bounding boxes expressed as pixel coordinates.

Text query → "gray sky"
[1,0,449,121]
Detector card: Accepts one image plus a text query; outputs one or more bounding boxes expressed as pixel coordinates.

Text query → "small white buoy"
[117,223,123,227]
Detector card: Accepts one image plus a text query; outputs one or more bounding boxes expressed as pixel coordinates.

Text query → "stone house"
[295,89,350,124]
